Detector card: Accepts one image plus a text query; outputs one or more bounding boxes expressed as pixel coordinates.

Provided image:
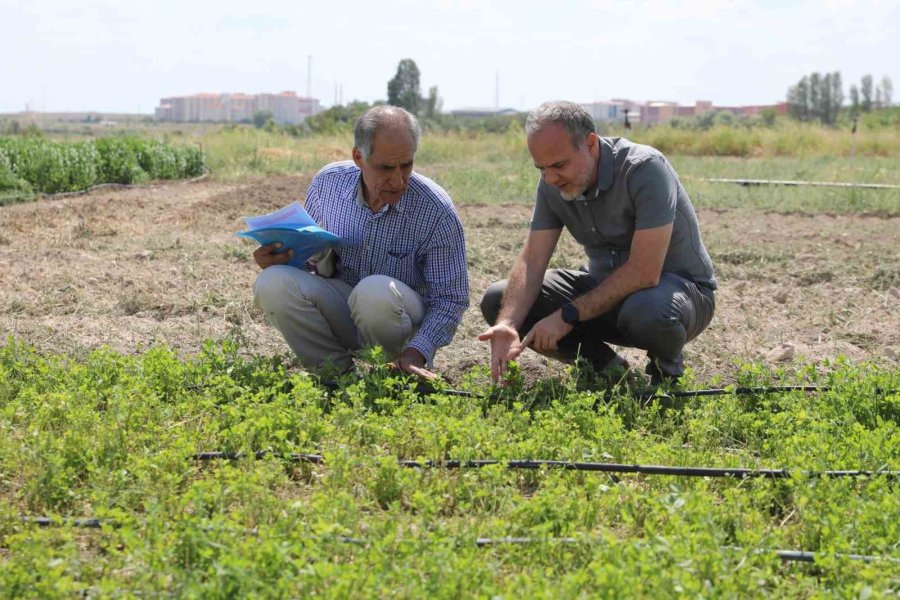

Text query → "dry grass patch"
[1,176,897,383]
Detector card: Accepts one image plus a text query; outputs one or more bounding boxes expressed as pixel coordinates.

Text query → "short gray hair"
[354,105,422,159]
[526,101,596,149]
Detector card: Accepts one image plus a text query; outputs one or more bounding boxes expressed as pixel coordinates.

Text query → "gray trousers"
[480,269,715,377]
[254,266,424,372]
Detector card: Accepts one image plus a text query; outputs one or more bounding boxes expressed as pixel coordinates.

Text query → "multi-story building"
[576,99,788,126]
[155,92,322,124]
[581,100,625,122]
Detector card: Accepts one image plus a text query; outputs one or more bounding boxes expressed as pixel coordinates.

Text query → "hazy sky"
[1,0,897,114]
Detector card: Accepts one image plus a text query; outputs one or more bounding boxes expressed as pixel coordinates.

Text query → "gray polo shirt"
[531,137,717,290]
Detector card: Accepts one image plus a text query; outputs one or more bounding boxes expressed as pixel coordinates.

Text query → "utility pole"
[495,71,500,109]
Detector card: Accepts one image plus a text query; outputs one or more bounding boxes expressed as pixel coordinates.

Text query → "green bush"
[0,136,206,196]
[0,149,31,196]
[94,137,148,184]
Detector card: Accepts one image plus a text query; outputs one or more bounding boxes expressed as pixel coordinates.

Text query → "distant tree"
[822,73,835,123]
[253,110,274,129]
[305,100,372,134]
[875,85,883,109]
[830,72,844,122]
[860,75,873,111]
[760,107,778,127]
[713,111,734,126]
[849,84,860,113]
[787,76,810,120]
[7,120,21,135]
[808,72,822,121]
[786,71,843,124]
[882,76,894,107]
[387,59,422,115]
[424,85,442,119]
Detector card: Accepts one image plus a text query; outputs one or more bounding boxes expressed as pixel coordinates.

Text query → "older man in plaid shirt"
[253,106,469,378]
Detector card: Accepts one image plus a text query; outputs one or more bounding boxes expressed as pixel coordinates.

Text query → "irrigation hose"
[191,451,899,479]
[698,177,900,190]
[17,518,898,564]
[319,379,896,402]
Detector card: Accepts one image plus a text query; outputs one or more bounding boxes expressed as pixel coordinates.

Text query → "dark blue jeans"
[480,269,715,377]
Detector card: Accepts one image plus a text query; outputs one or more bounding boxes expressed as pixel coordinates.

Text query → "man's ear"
[586,132,600,156]
[352,146,363,168]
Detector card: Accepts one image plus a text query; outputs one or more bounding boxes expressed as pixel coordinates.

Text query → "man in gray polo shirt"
[479,101,716,385]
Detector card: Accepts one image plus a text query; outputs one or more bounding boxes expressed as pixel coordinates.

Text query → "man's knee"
[480,280,507,325]
[348,275,407,325]
[617,290,681,339]
[253,265,307,312]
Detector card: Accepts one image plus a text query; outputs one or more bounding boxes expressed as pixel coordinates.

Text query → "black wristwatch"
[561,302,580,325]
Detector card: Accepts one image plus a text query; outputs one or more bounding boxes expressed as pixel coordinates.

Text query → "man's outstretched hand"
[396,347,438,380]
[477,323,523,382]
[516,311,572,354]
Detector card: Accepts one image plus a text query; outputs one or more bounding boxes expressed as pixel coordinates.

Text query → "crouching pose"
[479,101,716,384]
[254,106,469,378]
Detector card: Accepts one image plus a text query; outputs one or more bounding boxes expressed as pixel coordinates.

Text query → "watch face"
[562,303,579,324]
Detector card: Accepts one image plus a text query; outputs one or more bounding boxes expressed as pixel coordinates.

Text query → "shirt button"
[591,227,596,232]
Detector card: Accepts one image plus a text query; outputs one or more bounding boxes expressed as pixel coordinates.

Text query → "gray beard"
[559,187,583,201]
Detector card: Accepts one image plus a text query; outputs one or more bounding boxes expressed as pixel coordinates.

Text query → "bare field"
[1,175,897,384]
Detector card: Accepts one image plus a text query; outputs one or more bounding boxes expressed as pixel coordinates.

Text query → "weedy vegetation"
[193,124,900,214]
[0,337,898,597]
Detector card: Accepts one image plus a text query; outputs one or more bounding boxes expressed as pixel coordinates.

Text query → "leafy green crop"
[0,137,206,200]
[0,337,897,597]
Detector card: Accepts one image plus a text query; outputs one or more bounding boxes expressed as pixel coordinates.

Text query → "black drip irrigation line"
[645,385,824,400]
[319,379,896,403]
[397,460,900,480]
[191,451,899,480]
[22,517,105,528]
[699,177,900,190]
[17,517,899,564]
[193,451,324,463]
[320,379,838,400]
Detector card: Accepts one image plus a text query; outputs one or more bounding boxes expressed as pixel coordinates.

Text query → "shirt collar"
[574,137,614,202]
[354,179,367,207]
[596,136,615,193]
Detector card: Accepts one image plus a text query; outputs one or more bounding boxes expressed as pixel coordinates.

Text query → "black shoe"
[645,361,681,387]
[571,353,634,389]
[594,354,631,379]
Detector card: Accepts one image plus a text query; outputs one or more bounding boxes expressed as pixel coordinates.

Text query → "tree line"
[289,59,900,134]
[787,72,893,125]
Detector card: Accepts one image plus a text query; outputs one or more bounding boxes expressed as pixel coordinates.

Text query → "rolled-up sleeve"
[405,212,470,364]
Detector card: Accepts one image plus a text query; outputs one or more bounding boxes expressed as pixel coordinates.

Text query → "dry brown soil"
[1,176,897,384]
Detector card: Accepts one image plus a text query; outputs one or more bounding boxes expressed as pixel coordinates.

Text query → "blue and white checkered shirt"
[305,161,469,363]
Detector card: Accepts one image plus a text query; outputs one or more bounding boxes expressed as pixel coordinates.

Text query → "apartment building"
[580,99,788,126]
[155,92,322,125]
